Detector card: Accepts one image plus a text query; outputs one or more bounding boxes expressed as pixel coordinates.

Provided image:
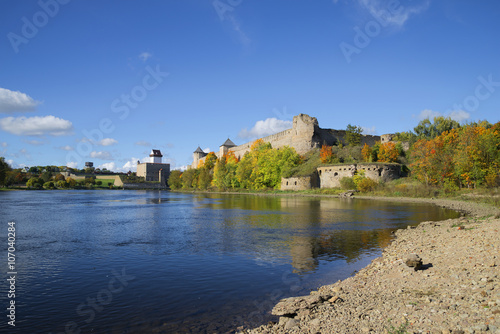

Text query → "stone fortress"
[192,114,403,190]
[136,149,170,187]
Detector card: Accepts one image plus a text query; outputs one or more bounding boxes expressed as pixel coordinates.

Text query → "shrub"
[357,178,378,192]
[96,180,102,186]
[340,177,356,190]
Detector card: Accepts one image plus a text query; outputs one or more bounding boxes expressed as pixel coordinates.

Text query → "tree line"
[169,117,499,191]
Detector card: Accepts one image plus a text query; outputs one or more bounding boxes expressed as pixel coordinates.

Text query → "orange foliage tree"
[377,142,399,163]
[320,145,334,163]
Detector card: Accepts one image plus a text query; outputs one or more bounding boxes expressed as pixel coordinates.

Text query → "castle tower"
[150,149,163,164]
[219,138,236,158]
[192,146,207,169]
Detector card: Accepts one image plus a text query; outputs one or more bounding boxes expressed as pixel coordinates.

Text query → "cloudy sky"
[1,1,499,171]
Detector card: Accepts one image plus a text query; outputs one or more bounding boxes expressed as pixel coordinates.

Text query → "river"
[0,190,459,333]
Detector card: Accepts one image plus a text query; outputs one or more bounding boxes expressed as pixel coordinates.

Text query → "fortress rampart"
[192,114,385,168]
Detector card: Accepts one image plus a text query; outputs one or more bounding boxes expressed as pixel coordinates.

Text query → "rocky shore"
[242,199,500,334]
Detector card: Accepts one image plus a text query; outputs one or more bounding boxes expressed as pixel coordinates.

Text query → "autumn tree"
[377,142,399,163]
[320,145,334,163]
[361,143,372,162]
[212,158,227,190]
[197,167,212,190]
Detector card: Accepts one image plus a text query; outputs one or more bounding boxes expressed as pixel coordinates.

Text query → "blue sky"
[1,0,499,171]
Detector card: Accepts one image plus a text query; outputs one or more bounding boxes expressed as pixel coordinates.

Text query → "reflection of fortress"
[192,114,384,169]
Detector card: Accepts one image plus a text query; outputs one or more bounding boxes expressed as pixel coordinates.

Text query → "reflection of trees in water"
[190,194,458,274]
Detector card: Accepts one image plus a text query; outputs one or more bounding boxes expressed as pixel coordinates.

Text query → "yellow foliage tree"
[377,142,399,163]
[361,143,372,162]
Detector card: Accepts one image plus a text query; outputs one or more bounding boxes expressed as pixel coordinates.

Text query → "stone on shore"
[405,253,423,271]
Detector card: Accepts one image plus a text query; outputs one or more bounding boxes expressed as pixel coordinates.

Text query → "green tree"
[414,116,460,139]
[168,170,183,190]
[40,171,53,183]
[212,158,227,190]
[67,178,77,188]
[43,181,55,189]
[181,169,196,189]
[0,157,12,187]
[197,167,212,190]
[345,124,362,146]
[26,177,43,189]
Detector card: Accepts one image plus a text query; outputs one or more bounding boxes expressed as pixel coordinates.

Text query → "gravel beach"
[242,197,500,334]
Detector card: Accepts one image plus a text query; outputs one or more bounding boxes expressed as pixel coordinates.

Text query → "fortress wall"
[318,163,401,188]
[280,174,319,191]
[229,128,294,159]
[318,165,357,188]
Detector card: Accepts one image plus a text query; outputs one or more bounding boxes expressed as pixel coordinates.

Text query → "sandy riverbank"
[241,197,500,334]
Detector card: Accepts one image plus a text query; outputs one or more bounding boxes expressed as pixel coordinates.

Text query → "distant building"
[136,149,170,186]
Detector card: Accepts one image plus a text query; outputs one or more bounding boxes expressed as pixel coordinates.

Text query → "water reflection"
[196,194,457,274]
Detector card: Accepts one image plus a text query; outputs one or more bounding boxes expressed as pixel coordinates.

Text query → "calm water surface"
[0,190,459,333]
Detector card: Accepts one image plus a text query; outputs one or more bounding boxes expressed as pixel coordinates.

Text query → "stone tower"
[192,146,207,169]
[291,114,320,153]
[219,138,236,158]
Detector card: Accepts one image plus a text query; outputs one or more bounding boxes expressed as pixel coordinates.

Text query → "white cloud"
[357,0,429,27]
[448,110,471,122]
[0,88,41,113]
[90,151,113,160]
[98,138,118,146]
[417,109,471,123]
[417,109,442,121]
[1,142,7,147]
[98,162,117,171]
[0,115,73,136]
[122,157,142,172]
[135,140,152,147]
[238,118,293,139]
[361,126,377,135]
[59,145,73,151]
[66,161,78,169]
[203,147,211,154]
[175,165,189,172]
[139,52,152,62]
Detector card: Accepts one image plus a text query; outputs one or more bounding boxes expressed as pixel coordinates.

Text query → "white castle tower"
[150,149,163,164]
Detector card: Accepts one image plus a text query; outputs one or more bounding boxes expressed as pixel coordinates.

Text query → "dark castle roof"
[150,149,163,157]
[194,146,205,154]
[220,138,236,147]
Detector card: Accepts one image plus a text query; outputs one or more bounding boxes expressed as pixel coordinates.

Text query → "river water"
[0,190,459,333]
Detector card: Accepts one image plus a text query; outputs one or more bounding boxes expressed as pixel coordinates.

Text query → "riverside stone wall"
[318,163,402,188]
[280,174,319,191]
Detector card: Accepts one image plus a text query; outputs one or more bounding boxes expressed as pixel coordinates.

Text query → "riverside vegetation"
[168,117,500,207]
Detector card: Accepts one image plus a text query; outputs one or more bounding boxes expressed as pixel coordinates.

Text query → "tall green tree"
[345,124,362,146]
[414,116,460,139]
[168,170,183,190]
